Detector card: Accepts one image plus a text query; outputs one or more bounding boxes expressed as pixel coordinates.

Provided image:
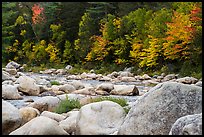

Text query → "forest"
[2,2,202,78]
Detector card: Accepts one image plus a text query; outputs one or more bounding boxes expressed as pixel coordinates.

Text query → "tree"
[2,2,19,62]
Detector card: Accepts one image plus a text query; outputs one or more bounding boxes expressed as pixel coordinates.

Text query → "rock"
[72,87,96,95]
[107,71,119,79]
[57,93,85,101]
[169,113,202,135]
[40,111,66,122]
[118,82,202,135]
[99,76,112,81]
[2,80,14,85]
[2,100,22,135]
[163,74,176,81]
[76,101,126,135]
[96,83,114,93]
[121,76,137,82]
[119,71,133,77]
[79,96,97,106]
[59,111,79,135]
[35,78,51,87]
[2,71,13,81]
[28,96,60,113]
[142,74,151,80]
[67,75,82,80]
[69,80,85,90]
[55,69,67,75]
[5,68,17,75]
[16,76,40,96]
[6,61,21,69]
[110,85,139,96]
[176,76,198,84]
[65,65,73,70]
[95,90,109,95]
[9,116,69,135]
[38,91,57,97]
[2,84,23,100]
[123,67,134,72]
[19,107,40,125]
[195,81,202,87]
[59,84,76,93]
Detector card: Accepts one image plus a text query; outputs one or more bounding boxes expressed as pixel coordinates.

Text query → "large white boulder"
[118,82,202,135]
[76,101,126,135]
[169,113,202,135]
[59,111,79,135]
[59,84,76,93]
[2,84,23,100]
[28,96,60,113]
[16,76,40,96]
[9,116,69,135]
[2,100,22,135]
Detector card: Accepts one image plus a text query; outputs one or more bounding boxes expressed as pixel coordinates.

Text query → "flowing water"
[6,72,154,109]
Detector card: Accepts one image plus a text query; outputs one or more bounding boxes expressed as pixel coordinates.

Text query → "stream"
[6,72,154,109]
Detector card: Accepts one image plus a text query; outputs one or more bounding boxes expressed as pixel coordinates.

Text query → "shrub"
[90,96,130,114]
[54,95,81,114]
[50,80,60,85]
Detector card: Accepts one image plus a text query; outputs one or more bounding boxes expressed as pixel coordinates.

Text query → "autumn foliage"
[32,4,45,24]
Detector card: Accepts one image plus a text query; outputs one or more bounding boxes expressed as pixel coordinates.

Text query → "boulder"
[69,80,85,90]
[72,87,96,95]
[28,96,60,113]
[142,74,151,80]
[76,101,126,135]
[59,111,79,135]
[121,77,137,82]
[9,116,69,135]
[40,111,66,122]
[163,74,176,81]
[2,84,23,100]
[16,76,40,96]
[118,82,202,135]
[2,100,22,135]
[119,71,133,77]
[99,76,112,81]
[19,107,40,125]
[96,83,114,93]
[169,113,202,135]
[176,76,198,84]
[5,68,17,75]
[6,61,21,69]
[110,85,139,96]
[59,84,76,93]
[195,81,202,87]
[2,71,14,81]
[2,80,14,85]
[65,65,73,70]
